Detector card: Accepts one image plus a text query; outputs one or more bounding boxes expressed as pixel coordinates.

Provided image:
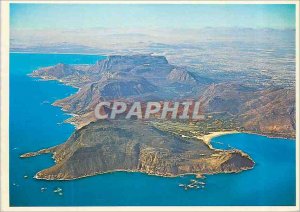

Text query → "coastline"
[33,162,254,181]
[10,53,296,206]
[241,131,296,141]
[199,131,241,145]
[20,55,292,182]
[198,130,295,148]
[21,145,254,181]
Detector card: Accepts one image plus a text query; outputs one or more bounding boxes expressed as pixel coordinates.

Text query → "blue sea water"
[9,53,296,206]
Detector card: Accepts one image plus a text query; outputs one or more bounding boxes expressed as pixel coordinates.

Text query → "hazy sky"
[10,4,295,30]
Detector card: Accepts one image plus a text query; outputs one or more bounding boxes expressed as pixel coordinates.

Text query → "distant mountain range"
[12,28,296,88]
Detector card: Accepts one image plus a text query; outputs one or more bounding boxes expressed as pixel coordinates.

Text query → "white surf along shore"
[199,131,240,146]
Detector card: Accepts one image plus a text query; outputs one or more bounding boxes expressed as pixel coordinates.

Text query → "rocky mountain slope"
[31,55,175,88]
[30,55,296,138]
[239,88,295,137]
[199,83,295,137]
[22,120,254,180]
[54,74,158,114]
[167,68,199,83]
[32,55,211,127]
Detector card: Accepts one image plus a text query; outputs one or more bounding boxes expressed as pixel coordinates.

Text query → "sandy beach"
[200,131,240,145]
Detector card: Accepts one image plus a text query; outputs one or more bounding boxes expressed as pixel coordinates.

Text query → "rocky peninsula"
[21,120,255,180]
[20,54,295,180]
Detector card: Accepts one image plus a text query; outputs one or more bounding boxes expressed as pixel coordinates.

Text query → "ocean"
[9,53,296,206]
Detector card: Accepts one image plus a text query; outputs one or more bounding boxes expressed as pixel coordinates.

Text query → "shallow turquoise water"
[9,53,296,206]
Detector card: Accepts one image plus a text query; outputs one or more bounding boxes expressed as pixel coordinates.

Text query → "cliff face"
[23,120,254,180]
[92,55,170,74]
